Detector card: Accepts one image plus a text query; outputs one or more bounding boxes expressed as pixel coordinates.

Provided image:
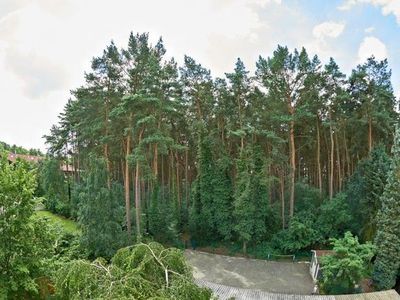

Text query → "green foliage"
[34,210,80,234]
[373,127,400,290]
[320,232,375,295]
[346,145,391,240]
[190,134,234,242]
[0,141,43,156]
[316,193,352,241]
[41,32,400,283]
[211,155,234,240]
[272,193,351,253]
[233,145,271,253]
[0,155,55,299]
[78,156,126,259]
[294,182,322,212]
[39,158,71,217]
[348,58,397,148]
[272,212,319,253]
[55,242,212,299]
[190,133,216,241]
[148,184,179,243]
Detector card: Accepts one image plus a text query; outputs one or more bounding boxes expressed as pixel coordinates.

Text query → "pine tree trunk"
[104,102,111,189]
[135,129,144,241]
[335,132,342,191]
[125,134,132,238]
[135,161,140,240]
[175,151,181,208]
[316,117,322,195]
[329,119,334,200]
[169,150,174,200]
[76,140,81,183]
[344,129,350,177]
[153,144,158,177]
[368,117,373,152]
[161,154,165,201]
[237,94,244,152]
[185,147,189,208]
[289,118,296,217]
[280,170,285,229]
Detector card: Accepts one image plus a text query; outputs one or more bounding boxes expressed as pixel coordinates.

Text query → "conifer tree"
[234,145,269,254]
[78,156,125,259]
[373,126,400,290]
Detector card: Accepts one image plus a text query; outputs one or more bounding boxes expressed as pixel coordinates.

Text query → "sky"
[0,0,400,151]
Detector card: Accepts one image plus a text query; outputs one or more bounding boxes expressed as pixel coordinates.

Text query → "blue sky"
[0,0,399,150]
[254,0,400,92]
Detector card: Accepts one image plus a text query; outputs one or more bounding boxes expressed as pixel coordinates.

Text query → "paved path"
[185,250,314,295]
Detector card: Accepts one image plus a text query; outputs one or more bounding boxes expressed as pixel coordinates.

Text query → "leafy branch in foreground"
[320,232,375,294]
[55,242,212,299]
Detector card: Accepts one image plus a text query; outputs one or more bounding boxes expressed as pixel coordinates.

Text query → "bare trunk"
[316,117,322,195]
[368,117,372,152]
[169,151,174,200]
[335,132,342,192]
[76,141,80,183]
[135,129,144,241]
[125,135,132,238]
[175,151,181,208]
[153,144,158,177]
[289,118,296,217]
[237,94,244,151]
[329,119,334,200]
[104,144,111,189]
[280,170,285,229]
[104,102,111,189]
[135,162,140,240]
[185,147,189,208]
[344,130,350,177]
[161,155,165,200]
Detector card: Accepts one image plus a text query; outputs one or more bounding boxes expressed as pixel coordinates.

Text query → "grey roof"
[195,279,400,300]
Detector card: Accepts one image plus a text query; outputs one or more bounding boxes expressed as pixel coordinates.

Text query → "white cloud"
[357,36,388,63]
[338,0,400,25]
[0,0,394,151]
[312,21,346,39]
[338,0,357,10]
[365,26,375,33]
[305,21,347,63]
[0,0,284,150]
[250,0,282,6]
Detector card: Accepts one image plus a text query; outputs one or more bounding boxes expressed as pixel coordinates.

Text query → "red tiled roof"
[315,250,335,257]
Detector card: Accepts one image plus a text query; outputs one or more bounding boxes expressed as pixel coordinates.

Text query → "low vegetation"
[34,210,80,234]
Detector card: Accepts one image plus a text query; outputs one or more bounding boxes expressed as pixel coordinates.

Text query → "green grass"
[34,210,80,234]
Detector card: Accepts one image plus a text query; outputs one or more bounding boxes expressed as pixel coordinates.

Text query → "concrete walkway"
[185,250,314,295]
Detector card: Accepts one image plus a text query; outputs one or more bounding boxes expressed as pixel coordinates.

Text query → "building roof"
[60,164,76,172]
[196,279,400,300]
[314,250,335,257]
[6,153,77,173]
[7,153,43,163]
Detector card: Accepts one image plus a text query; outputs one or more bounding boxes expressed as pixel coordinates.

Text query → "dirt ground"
[184,250,315,295]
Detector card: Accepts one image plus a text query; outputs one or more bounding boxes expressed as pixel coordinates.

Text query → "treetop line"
[44,31,398,251]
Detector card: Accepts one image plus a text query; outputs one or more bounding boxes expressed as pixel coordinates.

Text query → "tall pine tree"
[373,126,400,290]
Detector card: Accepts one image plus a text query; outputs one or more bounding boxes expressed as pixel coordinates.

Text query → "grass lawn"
[34,210,80,234]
